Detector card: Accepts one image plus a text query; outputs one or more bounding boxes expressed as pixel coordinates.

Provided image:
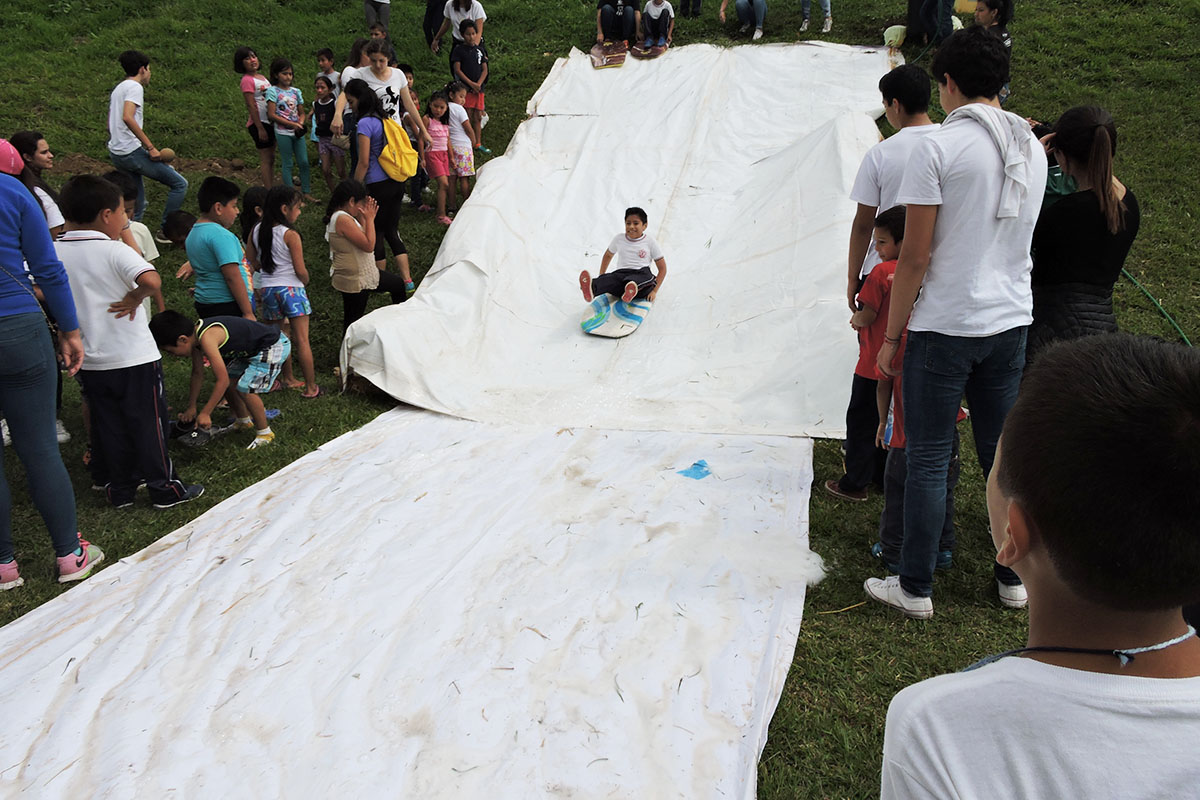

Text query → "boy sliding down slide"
[580,206,667,304]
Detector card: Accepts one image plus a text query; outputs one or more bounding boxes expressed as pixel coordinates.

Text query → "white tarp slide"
[342,42,896,438]
[0,409,821,798]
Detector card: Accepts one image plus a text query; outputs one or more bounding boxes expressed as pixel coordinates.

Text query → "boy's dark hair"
[878,64,930,115]
[233,45,256,74]
[316,47,335,61]
[269,57,293,85]
[149,310,195,349]
[102,169,138,202]
[929,27,1009,100]
[874,206,906,242]
[118,50,150,77]
[163,210,196,241]
[997,334,1200,611]
[625,206,648,225]
[459,19,478,35]
[197,176,240,212]
[58,174,123,224]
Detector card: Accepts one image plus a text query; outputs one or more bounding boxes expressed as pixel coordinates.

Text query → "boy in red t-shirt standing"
[825,207,907,501]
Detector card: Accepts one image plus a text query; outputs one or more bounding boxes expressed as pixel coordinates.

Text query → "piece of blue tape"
[677,459,711,480]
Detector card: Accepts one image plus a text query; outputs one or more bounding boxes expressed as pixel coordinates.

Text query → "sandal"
[436,215,453,226]
[301,386,325,399]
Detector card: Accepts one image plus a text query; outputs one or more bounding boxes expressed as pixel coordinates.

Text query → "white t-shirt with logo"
[54,231,161,370]
[896,110,1045,337]
[107,79,144,156]
[849,123,937,276]
[343,65,408,122]
[607,232,664,272]
[444,0,487,42]
[883,656,1200,799]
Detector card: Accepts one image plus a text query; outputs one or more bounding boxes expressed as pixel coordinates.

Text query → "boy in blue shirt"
[185,177,255,320]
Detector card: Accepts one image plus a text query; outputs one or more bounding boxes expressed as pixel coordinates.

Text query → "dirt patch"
[55,152,250,179]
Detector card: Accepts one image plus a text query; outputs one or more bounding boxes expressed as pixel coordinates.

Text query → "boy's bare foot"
[579,270,594,302]
[621,281,638,303]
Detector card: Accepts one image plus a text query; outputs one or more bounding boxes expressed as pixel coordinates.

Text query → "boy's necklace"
[965,625,1197,671]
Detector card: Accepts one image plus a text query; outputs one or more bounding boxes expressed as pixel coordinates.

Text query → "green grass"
[2,0,1197,796]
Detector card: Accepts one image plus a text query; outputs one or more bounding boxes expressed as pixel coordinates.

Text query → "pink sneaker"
[57,538,104,584]
[621,281,638,303]
[0,560,22,591]
[579,270,594,302]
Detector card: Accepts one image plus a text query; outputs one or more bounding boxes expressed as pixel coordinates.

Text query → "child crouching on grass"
[150,310,289,450]
[579,206,667,303]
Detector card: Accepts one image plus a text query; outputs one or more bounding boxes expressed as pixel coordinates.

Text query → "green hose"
[1122,268,1193,347]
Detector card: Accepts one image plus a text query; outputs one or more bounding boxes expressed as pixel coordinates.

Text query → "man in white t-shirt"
[579,206,667,304]
[106,50,188,242]
[868,27,1046,617]
[881,334,1200,798]
[846,64,936,310]
[54,175,202,510]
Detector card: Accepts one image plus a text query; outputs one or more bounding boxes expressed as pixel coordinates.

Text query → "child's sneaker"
[657,36,667,47]
[739,22,752,33]
[0,560,23,591]
[57,539,104,583]
[579,270,594,302]
[997,580,1028,609]
[232,418,255,432]
[405,281,416,298]
[247,431,275,450]
[824,478,867,502]
[55,419,71,443]
[153,484,205,510]
[621,281,639,303]
[821,16,832,32]
[800,17,810,31]
[864,575,933,619]
[1,419,10,447]
[752,27,763,40]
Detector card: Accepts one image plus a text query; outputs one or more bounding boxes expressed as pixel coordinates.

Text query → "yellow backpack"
[378,117,418,182]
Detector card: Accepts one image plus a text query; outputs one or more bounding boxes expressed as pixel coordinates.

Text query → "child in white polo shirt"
[579,206,668,304]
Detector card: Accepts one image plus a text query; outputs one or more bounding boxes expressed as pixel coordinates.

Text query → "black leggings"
[366,178,407,262]
[424,0,444,44]
[341,269,408,331]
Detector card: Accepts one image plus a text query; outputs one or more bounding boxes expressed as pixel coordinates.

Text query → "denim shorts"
[259,286,312,321]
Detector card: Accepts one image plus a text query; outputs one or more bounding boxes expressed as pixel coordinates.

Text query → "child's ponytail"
[259,185,300,275]
[1053,105,1125,235]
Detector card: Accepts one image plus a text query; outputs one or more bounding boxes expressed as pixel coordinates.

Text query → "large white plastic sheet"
[0,409,819,798]
[343,42,895,437]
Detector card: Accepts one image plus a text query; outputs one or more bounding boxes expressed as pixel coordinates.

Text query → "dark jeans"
[424,0,443,44]
[840,373,886,492]
[678,0,701,14]
[919,0,955,43]
[600,5,637,41]
[735,0,768,27]
[592,267,656,300]
[341,270,408,332]
[0,313,79,560]
[80,361,188,507]
[366,178,407,262]
[878,435,959,565]
[900,327,1027,597]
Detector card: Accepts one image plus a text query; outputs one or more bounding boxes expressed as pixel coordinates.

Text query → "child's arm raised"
[339,200,378,253]
[284,228,308,286]
[109,268,162,320]
[649,256,667,301]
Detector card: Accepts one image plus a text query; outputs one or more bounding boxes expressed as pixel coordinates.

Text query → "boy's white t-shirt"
[107,79,144,156]
[444,0,487,42]
[644,0,674,20]
[32,187,65,230]
[607,232,664,271]
[849,123,938,276]
[54,231,161,370]
[896,108,1045,336]
[447,102,472,148]
[882,656,1200,799]
[343,65,408,122]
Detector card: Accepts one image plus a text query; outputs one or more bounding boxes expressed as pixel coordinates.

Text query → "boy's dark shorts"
[247,123,277,150]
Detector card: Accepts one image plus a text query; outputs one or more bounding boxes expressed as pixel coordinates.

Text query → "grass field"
[2,0,1197,796]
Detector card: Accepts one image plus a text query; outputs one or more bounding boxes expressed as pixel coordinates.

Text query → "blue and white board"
[580,294,653,338]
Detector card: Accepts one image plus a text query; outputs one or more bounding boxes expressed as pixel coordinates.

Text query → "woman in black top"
[1027,106,1140,365]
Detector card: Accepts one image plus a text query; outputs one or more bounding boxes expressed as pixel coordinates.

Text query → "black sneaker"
[153,484,205,509]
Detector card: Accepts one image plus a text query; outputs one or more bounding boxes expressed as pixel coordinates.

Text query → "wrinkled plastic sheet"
[0,409,819,798]
[343,42,896,438]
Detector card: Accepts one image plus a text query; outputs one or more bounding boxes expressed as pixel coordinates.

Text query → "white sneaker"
[55,419,71,444]
[998,580,1028,609]
[821,16,832,32]
[739,22,752,33]
[752,27,763,40]
[800,18,810,31]
[1,419,9,447]
[864,575,933,619]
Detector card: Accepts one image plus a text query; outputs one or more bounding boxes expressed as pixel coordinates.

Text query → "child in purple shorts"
[245,186,322,398]
[312,76,347,192]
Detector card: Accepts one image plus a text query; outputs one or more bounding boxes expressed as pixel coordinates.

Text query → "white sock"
[238,416,253,426]
[256,426,272,437]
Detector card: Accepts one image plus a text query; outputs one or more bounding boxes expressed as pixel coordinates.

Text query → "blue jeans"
[0,313,79,560]
[600,4,637,40]
[276,133,312,195]
[735,0,768,27]
[109,146,189,231]
[801,0,830,19]
[899,328,1027,597]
